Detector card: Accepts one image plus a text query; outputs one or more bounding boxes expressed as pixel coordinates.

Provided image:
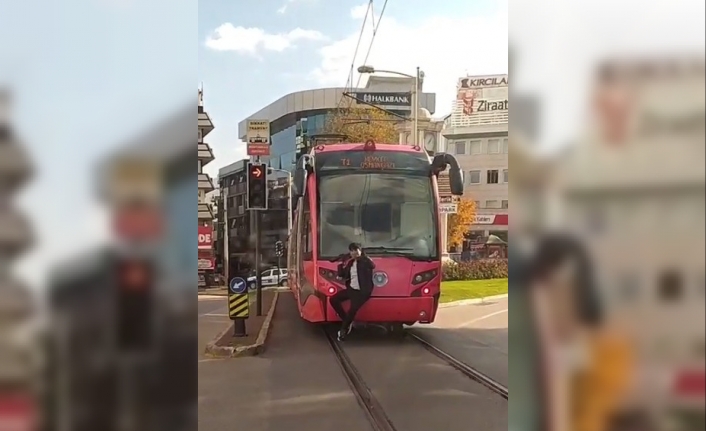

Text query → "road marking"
[203,313,228,317]
[460,308,508,327]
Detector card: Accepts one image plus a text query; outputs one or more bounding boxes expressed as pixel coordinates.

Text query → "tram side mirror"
[293,160,307,198]
[432,153,464,196]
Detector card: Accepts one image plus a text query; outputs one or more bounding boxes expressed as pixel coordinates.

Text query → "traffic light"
[275,240,284,257]
[246,162,268,210]
[115,256,154,353]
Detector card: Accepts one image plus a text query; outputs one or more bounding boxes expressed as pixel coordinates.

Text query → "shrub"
[442,259,508,281]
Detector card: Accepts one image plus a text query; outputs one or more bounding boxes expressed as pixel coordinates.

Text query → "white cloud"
[350,3,370,20]
[311,1,508,117]
[277,0,318,14]
[205,24,326,56]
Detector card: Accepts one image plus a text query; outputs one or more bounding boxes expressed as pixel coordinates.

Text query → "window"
[197,159,202,173]
[501,200,509,209]
[488,139,500,154]
[454,141,466,155]
[474,200,480,209]
[503,169,509,183]
[485,200,499,209]
[487,169,499,184]
[468,170,481,184]
[318,173,437,260]
[470,140,482,154]
[659,270,683,301]
[261,269,272,277]
[503,138,509,154]
[302,194,312,259]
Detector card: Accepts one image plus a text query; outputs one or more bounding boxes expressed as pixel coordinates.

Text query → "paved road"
[199,292,375,431]
[341,328,507,431]
[410,297,508,386]
[199,292,508,431]
[198,296,231,359]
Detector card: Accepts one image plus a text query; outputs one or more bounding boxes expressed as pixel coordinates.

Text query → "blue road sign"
[229,277,247,294]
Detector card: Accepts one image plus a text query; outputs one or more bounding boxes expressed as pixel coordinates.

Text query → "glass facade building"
[269,111,330,171]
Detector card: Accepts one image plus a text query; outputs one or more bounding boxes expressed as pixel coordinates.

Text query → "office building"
[198,88,216,286]
[237,76,436,170]
[218,160,289,278]
[443,74,509,252]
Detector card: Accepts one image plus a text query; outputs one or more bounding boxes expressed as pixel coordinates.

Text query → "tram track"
[325,326,507,431]
[407,332,508,399]
[324,329,399,431]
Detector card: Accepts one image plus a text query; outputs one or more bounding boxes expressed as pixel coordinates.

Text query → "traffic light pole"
[255,210,263,316]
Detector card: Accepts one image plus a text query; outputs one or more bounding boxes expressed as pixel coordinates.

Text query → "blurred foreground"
[511,57,705,431]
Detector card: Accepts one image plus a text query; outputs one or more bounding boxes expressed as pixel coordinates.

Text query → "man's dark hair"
[348,243,362,252]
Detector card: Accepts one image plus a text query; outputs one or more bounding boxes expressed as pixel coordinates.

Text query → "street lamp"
[357,65,423,146]
[268,168,293,234]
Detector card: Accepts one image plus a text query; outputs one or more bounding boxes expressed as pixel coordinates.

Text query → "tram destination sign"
[316,150,429,172]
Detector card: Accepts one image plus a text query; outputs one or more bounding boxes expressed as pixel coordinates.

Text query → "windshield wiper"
[363,246,433,261]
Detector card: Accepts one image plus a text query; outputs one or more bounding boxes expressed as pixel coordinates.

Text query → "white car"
[247,268,288,290]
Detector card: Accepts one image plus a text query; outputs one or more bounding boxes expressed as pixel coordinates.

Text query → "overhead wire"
[354,0,389,89]
[337,0,374,110]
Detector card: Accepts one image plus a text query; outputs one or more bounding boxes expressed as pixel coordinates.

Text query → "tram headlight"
[412,269,438,285]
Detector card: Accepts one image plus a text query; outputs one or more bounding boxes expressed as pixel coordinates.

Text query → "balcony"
[0,207,34,259]
[198,202,213,220]
[198,173,215,193]
[198,142,215,166]
[0,135,33,195]
[198,109,214,138]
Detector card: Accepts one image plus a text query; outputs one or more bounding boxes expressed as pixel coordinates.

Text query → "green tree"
[447,198,477,249]
[323,106,400,144]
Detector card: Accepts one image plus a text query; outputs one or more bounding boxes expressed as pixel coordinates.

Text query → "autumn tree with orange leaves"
[324,106,400,144]
[447,198,477,250]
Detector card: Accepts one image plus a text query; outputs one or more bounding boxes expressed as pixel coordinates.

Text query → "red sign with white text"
[471,214,508,225]
[198,226,212,249]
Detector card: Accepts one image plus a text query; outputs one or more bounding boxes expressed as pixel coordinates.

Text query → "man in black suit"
[330,243,375,340]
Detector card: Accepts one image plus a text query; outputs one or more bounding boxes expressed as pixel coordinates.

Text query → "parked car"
[247,268,288,290]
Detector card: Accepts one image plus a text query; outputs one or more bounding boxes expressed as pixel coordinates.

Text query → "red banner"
[198,226,212,249]
[471,214,508,225]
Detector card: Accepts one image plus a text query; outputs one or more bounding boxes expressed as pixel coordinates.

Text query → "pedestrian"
[330,242,375,341]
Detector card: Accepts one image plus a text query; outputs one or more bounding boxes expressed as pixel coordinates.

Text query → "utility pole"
[253,156,264,316]
[223,180,229,286]
[414,66,420,146]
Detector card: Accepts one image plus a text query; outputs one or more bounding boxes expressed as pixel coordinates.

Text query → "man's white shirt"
[350,260,360,290]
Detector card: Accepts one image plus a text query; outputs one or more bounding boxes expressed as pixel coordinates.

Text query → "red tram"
[287,140,464,326]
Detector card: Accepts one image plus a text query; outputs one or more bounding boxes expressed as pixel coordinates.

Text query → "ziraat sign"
[198,226,212,249]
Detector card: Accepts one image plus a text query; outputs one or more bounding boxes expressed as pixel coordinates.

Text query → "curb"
[198,290,228,296]
[439,293,508,308]
[204,292,279,358]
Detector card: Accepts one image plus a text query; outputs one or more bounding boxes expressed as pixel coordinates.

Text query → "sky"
[2,0,196,287]
[2,0,701,289]
[198,0,508,178]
